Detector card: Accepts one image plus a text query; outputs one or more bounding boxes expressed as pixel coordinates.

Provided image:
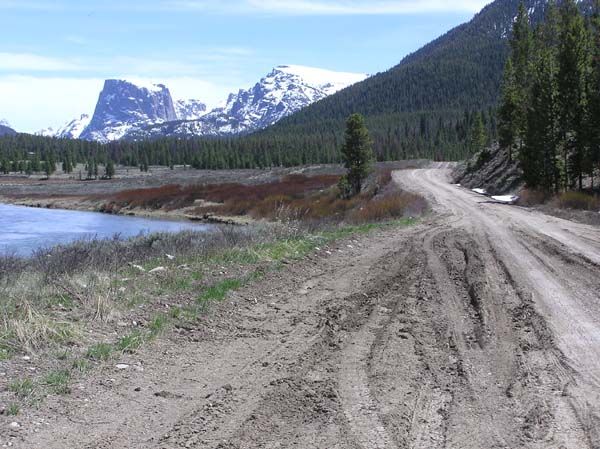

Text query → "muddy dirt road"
[10,165,600,448]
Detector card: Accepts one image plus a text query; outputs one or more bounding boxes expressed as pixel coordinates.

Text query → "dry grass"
[183,171,425,225]
[1,300,78,354]
[517,189,550,207]
[350,192,427,223]
[552,191,600,211]
[518,189,600,212]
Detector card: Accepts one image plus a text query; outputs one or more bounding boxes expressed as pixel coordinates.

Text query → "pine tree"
[557,0,591,190]
[511,2,534,150]
[587,0,600,188]
[523,46,560,191]
[499,57,520,162]
[467,112,487,155]
[340,114,374,197]
[104,159,115,179]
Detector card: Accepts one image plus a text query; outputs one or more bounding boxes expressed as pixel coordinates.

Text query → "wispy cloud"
[0,0,490,14]
[0,75,239,132]
[0,46,255,74]
[167,0,490,15]
[0,53,82,71]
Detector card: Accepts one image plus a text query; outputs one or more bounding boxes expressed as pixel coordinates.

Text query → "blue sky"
[0,0,490,132]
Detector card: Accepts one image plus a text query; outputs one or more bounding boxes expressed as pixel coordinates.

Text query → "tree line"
[0,108,494,176]
[499,0,600,192]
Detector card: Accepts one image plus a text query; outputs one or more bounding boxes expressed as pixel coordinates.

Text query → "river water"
[0,203,212,256]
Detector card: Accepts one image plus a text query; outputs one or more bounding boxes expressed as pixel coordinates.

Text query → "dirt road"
[9,165,600,448]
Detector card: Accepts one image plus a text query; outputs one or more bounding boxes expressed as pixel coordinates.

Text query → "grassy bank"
[0,165,427,416]
[0,216,419,416]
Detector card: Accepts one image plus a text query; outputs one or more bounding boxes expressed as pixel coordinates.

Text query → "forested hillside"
[256,0,576,161]
[1,0,596,171]
[498,0,600,192]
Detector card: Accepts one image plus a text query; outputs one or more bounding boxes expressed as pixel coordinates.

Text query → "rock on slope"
[175,99,207,121]
[453,145,523,195]
[80,79,178,142]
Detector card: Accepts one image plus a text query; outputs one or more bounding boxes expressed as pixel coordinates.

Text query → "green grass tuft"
[9,378,35,399]
[71,358,90,373]
[199,278,243,302]
[0,347,10,361]
[6,403,20,416]
[43,369,71,395]
[148,314,169,338]
[116,331,144,353]
[86,343,113,361]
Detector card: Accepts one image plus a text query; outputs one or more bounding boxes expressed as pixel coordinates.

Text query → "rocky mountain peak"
[80,79,178,142]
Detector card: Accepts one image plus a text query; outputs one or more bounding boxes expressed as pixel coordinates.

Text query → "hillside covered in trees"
[499,0,600,192]
[1,0,597,172]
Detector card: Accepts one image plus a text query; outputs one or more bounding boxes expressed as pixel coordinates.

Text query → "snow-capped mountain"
[38,114,91,139]
[0,119,16,136]
[175,99,207,120]
[39,65,367,142]
[125,65,368,139]
[80,79,178,142]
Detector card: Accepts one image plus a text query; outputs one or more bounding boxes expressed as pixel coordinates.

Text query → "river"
[0,203,212,256]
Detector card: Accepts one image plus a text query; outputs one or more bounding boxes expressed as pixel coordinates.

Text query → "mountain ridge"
[0,119,16,137]
[37,65,367,142]
[124,65,368,140]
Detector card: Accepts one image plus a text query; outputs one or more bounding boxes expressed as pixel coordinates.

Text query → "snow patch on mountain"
[39,65,367,142]
[175,99,208,120]
[276,65,368,95]
[80,79,177,142]
[126,65,368,140]
[38,114,91,139]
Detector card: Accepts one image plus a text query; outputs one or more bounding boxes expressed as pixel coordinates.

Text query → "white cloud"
[0,53,82,72]
[0,75,238,133]
[0,0,491,14]
[168,0,490,14]
[0,76,103,132]
[118,76,239,107]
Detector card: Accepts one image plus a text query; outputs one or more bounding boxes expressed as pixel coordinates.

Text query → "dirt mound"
[453,145,523,195]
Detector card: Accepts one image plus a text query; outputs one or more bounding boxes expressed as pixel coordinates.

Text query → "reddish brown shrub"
[102,170,428,224]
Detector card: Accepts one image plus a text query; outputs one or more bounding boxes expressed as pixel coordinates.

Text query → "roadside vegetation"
[0,115,427,418]
[98,115,426,225]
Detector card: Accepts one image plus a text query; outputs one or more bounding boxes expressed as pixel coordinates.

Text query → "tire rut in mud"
[416,226,590,448]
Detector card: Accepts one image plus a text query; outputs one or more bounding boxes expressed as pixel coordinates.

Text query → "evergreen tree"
[557,0,591,190]
[523,46,560,191]
[340,114,374,197]
[511,2,534,149]
[587,0,600,188]
[499,58,520,162]
[467,112,488,155]
[104,159,115,179]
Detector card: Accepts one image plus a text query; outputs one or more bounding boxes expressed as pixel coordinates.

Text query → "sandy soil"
[4,164,600,448]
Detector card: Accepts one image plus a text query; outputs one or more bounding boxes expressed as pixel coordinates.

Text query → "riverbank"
[0,217,419,446]
[0,195,255,225]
